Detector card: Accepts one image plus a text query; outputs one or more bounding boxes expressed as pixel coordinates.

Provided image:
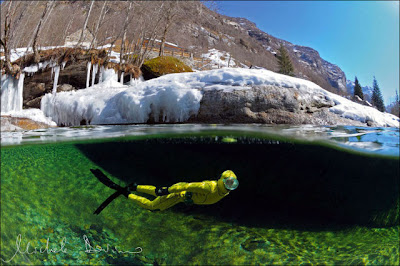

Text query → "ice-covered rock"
[40,68,399,127]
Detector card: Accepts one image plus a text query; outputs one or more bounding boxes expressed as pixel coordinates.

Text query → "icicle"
[98,66,104,83]
[120,72,124,85]
[16,73,25,112]
[91,64,98,87]
[86,62,92,88]
[52,66,60,96]
[1,74,11,112]
[129,74,134,86]
[61,61,67,70]
[1,74,25,113]
[51,66,54,80]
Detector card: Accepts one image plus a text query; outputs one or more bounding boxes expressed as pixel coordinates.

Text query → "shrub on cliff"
[141,56,193,80]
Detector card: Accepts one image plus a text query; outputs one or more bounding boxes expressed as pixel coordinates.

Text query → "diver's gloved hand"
[155,187,169,196]
[123,183,137,198]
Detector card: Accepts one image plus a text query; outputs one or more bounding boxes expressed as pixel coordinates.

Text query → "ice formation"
[52,66,60,95]
[92,64,98,87]
[86,62,92,89]
[1,73,25,113]
[41,69,202,126]
[98,66,104,83]
[120,72,124,85]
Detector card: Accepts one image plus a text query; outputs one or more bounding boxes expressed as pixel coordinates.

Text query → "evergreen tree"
[371,77,385,112]
[353,76,364,100]
[277,44,294,76]
[389,89,400,117]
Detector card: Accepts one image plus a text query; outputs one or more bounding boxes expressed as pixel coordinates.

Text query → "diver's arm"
[168,181,212,194]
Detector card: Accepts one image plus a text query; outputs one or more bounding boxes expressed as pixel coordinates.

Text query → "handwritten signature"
[1,234,142,264]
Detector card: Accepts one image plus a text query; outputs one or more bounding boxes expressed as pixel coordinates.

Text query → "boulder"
[57,83,75,92]
[25,96,43,109]
[189,86,366,126]
[141,56,193,80]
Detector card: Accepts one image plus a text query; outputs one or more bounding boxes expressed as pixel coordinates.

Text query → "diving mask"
[223,177,239,190]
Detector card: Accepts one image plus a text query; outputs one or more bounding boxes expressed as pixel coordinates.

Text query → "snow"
[154,39,179,47]
[1,108,56,127]
[1,46,74,62]
[23,61,57,73]
[201,49,236,69]
[40,68,399,127]
[2,45,398,128]
[41,69,202,125]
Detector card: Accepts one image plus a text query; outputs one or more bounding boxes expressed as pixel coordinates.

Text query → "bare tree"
[90,1,108,49]
[159,1,179,57]
[62,11,76,45]
[120,1,133,65]
[76,0,94,48]
[0,1,15,74]
[31,0,55,63]
[8,1,32,49]
[134,2,165,67]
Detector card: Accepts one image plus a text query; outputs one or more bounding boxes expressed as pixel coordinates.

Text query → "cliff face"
[230,17,347,94]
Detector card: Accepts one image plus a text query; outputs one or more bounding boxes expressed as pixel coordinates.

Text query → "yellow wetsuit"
[128,175,234,211]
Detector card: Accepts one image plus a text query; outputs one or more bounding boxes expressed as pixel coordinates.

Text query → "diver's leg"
[129,193,184,211]
[136,185,157,196]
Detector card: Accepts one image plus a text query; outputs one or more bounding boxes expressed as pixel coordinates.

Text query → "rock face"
[234,17,348,94]
[189,86,367,126]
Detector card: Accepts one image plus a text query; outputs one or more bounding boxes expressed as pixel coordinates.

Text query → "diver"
[91,169,239,213]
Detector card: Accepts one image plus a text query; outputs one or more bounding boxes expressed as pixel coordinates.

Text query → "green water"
[1,132,399,265]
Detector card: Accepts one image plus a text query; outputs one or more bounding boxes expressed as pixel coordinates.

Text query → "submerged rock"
[1,115,54,131]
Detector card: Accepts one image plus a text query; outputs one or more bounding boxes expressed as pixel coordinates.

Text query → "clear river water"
[1,124,399,265]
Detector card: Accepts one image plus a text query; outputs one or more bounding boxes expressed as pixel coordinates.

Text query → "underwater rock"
[241,237,269,252]
[0,115,54,131]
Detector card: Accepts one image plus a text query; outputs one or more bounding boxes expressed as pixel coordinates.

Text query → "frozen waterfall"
[1,74,25,113]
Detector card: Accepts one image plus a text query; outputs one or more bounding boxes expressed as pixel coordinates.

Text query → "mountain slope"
[1,1,348,95]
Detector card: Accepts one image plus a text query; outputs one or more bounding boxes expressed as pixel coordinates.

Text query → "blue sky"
[216,1,399,104]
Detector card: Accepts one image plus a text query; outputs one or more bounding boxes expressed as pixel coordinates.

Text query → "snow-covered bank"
[40,68,399,127]
[41,74,202,125]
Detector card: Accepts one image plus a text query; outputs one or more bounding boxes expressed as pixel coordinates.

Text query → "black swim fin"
[90,169,122,190]
[94,190,122,215]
